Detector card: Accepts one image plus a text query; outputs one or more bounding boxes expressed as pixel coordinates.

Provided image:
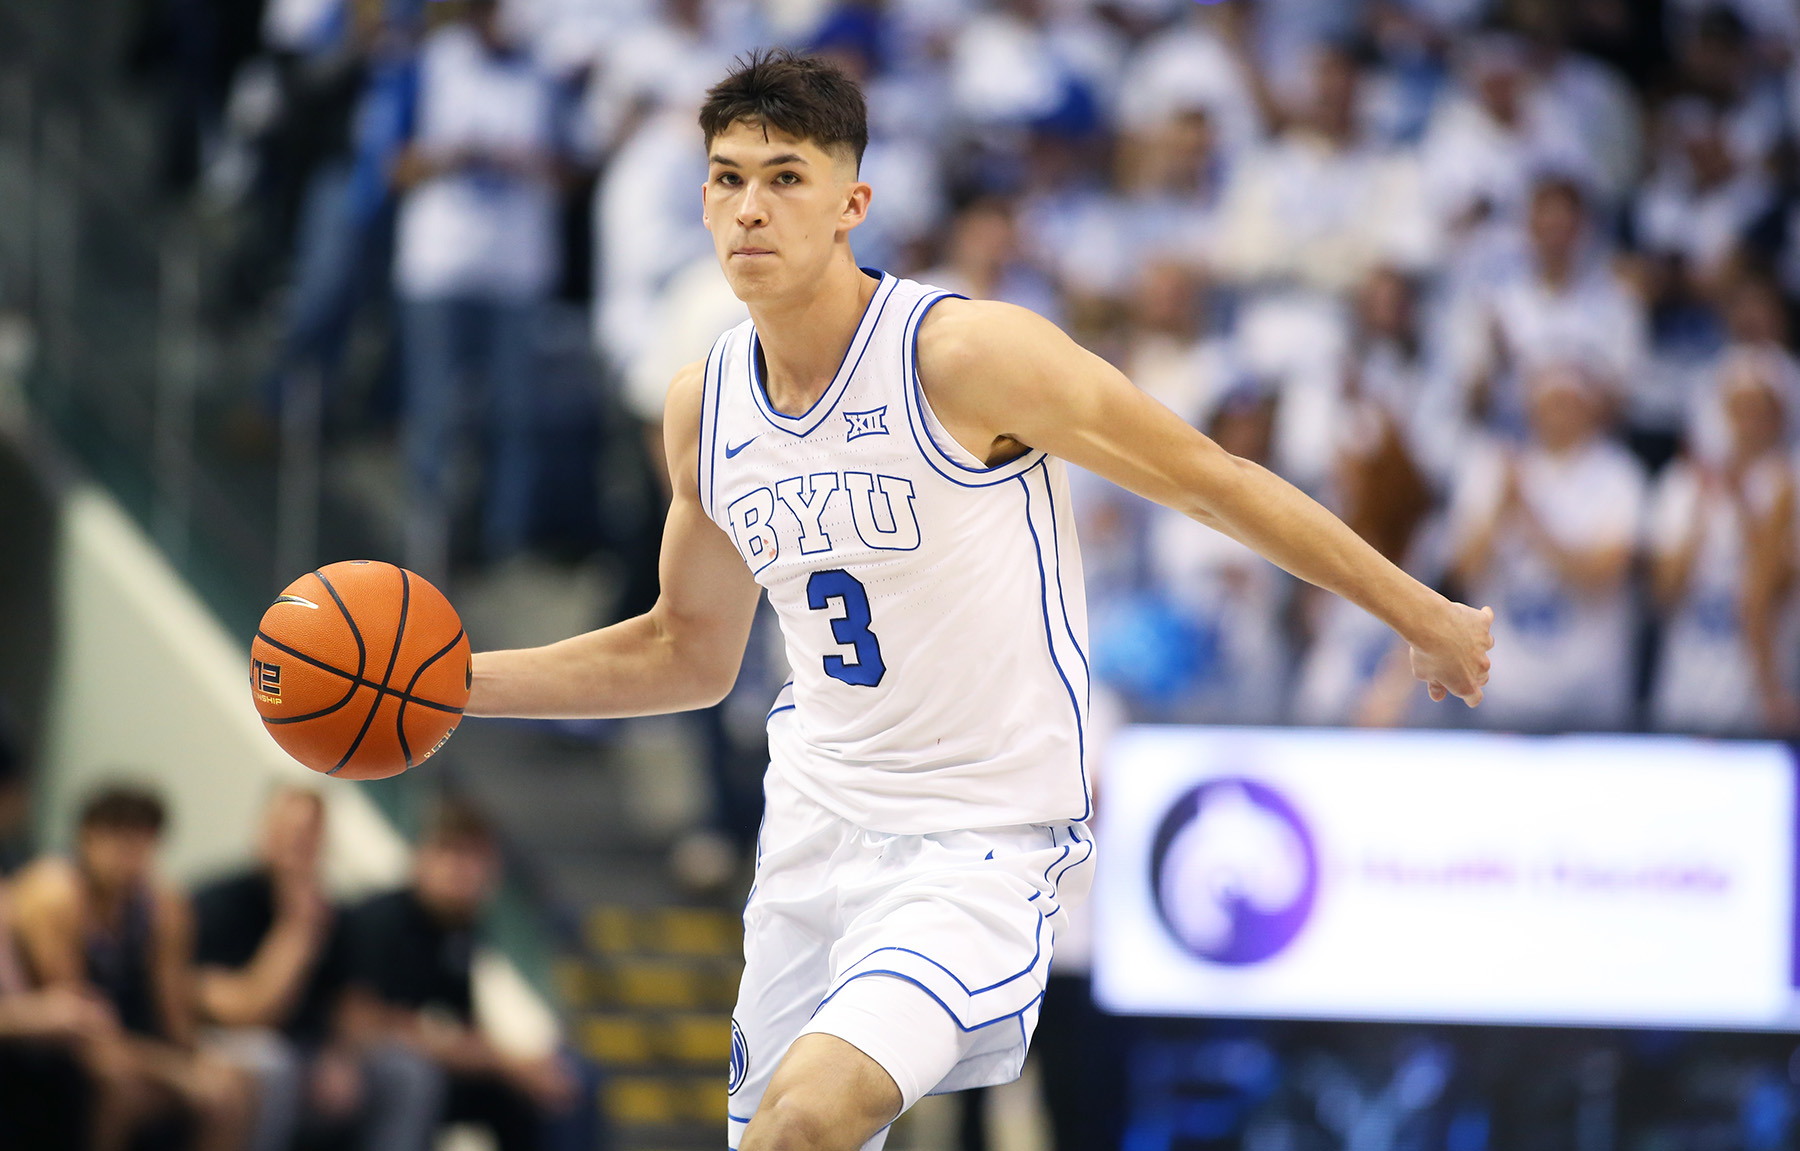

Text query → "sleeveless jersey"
[699,271,1091,835]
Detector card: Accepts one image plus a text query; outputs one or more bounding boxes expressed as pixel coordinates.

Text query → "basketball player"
[468,51,1493,1151]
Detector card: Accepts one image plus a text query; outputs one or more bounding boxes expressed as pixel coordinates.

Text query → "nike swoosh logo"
[725,437,758,458]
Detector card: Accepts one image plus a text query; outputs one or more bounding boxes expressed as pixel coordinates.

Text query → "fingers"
[1427,681,1447,702]
[1460,688,1483,708]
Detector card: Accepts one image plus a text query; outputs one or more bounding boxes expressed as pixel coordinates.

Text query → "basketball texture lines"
[251,560,471,780]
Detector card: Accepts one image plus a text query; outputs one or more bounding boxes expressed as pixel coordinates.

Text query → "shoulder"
[10,859,80,919]
[663,358,709,425]
[915,297,1067,382]
[662,358,709,488]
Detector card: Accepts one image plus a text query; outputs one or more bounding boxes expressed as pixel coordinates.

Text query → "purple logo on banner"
[1151,777,1319,965]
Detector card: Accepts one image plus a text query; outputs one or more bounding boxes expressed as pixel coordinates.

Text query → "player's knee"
[742,1092,833,1151]
[744,1086,883,1151]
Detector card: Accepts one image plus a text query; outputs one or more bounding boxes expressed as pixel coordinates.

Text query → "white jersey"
[699,271,1090,834]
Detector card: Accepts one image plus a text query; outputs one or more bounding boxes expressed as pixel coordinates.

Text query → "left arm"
[916,299,1493,704]
[150,887,197,1048]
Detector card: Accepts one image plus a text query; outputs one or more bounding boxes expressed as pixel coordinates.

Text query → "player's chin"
[722,258,785,298]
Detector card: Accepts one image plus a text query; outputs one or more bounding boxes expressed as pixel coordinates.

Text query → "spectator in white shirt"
[1514,3,1644,206]
[1685,276,1800,465]
[946,0,1117,134]
[1348,265,1465,487]
[1214,42,1438,294]
[1648,357,1800,733]
[1420,33,1596,241]
[392,0,564,581]
[1449,362,1647,731]
[1112,103,1228,275]
[1456,175,1648,435]
[1676,5,1787,172]
[1114,0,1270,160]
[1635,96,1775,296]
[588,0,748,379]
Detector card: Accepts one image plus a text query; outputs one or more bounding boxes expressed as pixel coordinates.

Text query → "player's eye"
[775,171,800,185]
[715,172,741,186]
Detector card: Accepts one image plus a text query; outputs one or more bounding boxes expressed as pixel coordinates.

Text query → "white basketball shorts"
[727,767,1095,1150]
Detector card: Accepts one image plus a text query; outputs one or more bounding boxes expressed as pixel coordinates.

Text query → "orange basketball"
[250,560,471,781]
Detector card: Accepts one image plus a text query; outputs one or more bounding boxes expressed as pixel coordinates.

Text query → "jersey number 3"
[806,569,886,687]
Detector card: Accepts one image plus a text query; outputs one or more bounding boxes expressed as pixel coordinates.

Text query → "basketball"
[250,560,471,780]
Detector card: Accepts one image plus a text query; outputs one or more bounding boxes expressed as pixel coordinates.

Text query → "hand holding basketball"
[251,560,471,780]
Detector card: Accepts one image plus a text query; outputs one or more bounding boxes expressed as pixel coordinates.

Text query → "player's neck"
[748,258,881,417]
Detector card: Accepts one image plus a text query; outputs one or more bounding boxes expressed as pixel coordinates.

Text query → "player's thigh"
[731,899,837,1141]
[740,1033,901,1151]
[730,773,851,1142]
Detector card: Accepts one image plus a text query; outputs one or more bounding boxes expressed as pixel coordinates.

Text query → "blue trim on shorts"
[814,970,1048,1034]
[839,912,1045,998]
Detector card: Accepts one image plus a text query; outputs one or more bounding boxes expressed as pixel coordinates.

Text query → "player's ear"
[700,181,711,229]
[839,179,872,234]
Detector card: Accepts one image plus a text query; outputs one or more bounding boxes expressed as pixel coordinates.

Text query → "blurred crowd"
[0,781,603,1151]
[124,0,1800,743]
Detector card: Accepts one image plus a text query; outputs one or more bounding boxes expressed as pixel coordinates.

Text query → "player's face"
[702,121,870,303]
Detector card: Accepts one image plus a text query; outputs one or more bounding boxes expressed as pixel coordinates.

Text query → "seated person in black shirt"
[341,799,598,1151]
[11,785,253,1151]
[0,875,124,1151]
[196,786,444,1151]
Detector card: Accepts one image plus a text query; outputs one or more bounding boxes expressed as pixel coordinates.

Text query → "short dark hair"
[698,49,868,169]
[79,784,167,836]
[422,796,496,851]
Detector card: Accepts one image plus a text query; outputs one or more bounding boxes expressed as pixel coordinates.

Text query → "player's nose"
[736,181,770,227]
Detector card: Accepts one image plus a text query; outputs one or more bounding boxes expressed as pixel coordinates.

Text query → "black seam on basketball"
[396,627,464,771]
[384,571,415,769]
[310,570,368,681]
[260,683,360,726]
[255,632,465,716]
[330,568,412,776]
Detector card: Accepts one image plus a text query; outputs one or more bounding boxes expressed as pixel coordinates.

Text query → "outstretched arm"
[917,299,1493,705]
[467,361,763,719]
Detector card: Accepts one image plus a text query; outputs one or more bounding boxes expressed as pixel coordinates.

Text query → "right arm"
[196,883,330,1030]
[467,361,763,719]
[10,861,87,989]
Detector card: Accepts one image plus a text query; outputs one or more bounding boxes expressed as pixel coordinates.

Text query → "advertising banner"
[1092,726,1799,1029]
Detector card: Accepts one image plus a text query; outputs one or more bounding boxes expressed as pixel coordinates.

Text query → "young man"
[195,786,443,1151]
[0,874,121,1150]
[10,785,253,1151]
[339,799,592,1151]
[468,50,1493,1151]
